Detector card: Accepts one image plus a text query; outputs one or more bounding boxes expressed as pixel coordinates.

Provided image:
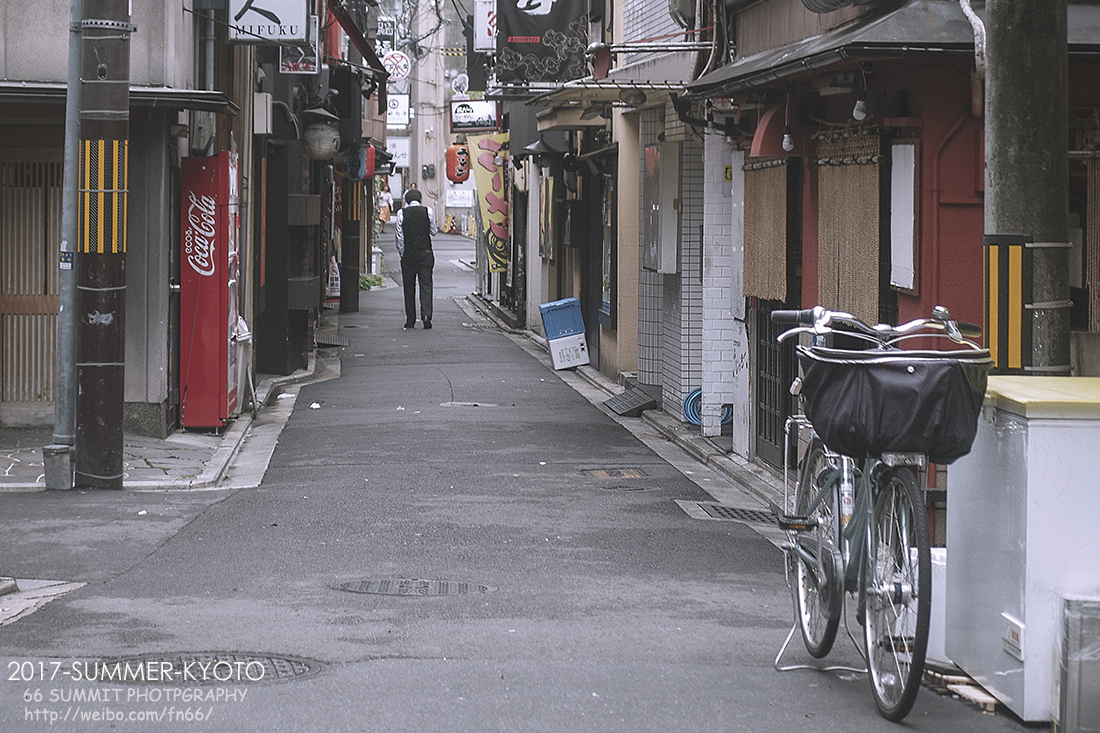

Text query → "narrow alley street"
[0,233,1035,732]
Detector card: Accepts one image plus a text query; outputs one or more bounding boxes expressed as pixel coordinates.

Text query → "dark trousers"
[401,250,434,324]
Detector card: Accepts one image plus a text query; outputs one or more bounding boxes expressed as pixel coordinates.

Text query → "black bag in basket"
[797,347,992,464]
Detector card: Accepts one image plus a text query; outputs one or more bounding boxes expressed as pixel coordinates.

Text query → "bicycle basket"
[796,346,992,464]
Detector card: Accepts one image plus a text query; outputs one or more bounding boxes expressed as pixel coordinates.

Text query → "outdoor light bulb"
[852,93,867,121]
[782,126,795,152]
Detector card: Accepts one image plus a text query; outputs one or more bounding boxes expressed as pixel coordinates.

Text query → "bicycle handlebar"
[772,305,984,349]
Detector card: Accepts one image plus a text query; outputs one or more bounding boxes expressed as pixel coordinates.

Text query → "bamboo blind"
[743,157,789,302]
[816,131,881,324]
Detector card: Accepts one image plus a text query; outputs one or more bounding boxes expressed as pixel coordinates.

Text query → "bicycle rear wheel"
[862,466,931,721]
[791,439,843,658]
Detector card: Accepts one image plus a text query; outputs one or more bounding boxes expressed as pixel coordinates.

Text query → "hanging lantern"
[303,122,340,160]
[446,143,471,182]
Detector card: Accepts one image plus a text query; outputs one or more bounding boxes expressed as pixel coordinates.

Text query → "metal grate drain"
[584,468,646,479]
[333,579,497,597]
[90,652,322,685]
[315,334,349,347]
[598,485,654,492]
[698,504,775,524]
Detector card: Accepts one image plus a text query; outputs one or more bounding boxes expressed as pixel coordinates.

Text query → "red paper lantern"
[446,144,470,182]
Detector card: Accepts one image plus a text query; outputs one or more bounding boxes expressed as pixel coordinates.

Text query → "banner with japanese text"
[495,0,587,85]
[468,133,510,273]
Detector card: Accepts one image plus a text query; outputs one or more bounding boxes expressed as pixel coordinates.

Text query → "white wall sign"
[387,95,410,127]
[229,0,309,43]
[446,188,475,208]
[387,138,411,168]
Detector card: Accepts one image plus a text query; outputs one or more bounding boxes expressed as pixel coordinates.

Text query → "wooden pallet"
[923,669,999,713]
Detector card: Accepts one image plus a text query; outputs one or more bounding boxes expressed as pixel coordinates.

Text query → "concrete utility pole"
[985,0,1071,374]
[74,0,133,489]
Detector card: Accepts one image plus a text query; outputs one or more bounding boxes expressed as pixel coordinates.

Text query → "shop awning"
[688,0,1100,98]
[0,82,239,114]
[527,52,696,108]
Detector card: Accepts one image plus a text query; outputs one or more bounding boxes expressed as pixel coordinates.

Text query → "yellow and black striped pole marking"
[78,139,128,254]
[985,234,1033,373]
[345,179,362,223]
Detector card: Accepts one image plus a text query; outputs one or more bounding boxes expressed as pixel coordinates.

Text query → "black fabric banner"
[496,0,588,85]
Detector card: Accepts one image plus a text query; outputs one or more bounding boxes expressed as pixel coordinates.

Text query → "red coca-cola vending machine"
[180,151,240,428]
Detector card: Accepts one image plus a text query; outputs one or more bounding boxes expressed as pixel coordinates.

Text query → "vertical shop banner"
[495,0,587,84]
[469,133,510,272]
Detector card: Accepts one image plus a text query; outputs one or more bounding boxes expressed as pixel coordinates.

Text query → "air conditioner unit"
[254,92,273,136]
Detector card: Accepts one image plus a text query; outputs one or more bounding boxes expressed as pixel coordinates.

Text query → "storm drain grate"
[599,485,654,492]
[333,579,497,596]
[698,504,775,524]
[603,388,657,417]
[315,334,349,347]
[584,468,646,479]
[90,652,323,685]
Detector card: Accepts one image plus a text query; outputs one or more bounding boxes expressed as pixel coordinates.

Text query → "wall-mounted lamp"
[523,136,560,168]
[619,88,647,107]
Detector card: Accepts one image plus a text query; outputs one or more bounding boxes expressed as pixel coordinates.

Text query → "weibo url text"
[25,705,215,725]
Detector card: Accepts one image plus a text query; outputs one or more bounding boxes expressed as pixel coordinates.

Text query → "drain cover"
[598,485,653,492]
[584,468,646,479]
[603,387,657,417]
[440,401,498,408]
[334,579,497,596]
[698,504,775,524]
[315,334,349,347]
[90,652,322,685]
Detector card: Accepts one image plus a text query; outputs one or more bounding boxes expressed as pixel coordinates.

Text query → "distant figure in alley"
[394,188,437,329]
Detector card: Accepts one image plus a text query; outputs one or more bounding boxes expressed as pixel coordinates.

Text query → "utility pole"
[74,0,133,489]
[985,0,1071,374]
[43,0,84,490]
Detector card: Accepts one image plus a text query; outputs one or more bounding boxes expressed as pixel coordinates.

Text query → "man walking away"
[394,188,437,329]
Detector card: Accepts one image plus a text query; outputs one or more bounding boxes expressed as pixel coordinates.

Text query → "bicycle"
[769,305,992,721]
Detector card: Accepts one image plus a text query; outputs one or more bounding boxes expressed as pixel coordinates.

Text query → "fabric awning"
[688,0,1100,98]
[0,82,239,114]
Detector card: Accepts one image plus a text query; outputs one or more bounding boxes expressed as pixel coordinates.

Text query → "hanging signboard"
[387,137,411,168]
[474,0,496,53]
[229,0,309,43]
[450,99,500,133]
[387,94,410,127]
[468,133,510,273]
[496,0,587,84]
[280,15,319,73]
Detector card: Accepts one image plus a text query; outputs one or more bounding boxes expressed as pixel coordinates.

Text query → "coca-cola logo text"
[184,191,217,277]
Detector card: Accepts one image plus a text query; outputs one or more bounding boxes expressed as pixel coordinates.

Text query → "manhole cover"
[334,579,497,596]
[698,504,775,524]
[584,468,646,479]
[90,652,322,685]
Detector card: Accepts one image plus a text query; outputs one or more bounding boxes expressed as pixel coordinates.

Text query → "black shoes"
[404,321,415,329]
[423,320,432,329]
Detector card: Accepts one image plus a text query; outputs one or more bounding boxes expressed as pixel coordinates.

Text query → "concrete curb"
[0,357,318,494]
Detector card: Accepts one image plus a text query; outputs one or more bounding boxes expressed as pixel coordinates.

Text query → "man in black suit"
[394,188,437,329]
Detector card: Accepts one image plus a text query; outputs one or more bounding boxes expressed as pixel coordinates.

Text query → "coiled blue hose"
[683,388,733,426]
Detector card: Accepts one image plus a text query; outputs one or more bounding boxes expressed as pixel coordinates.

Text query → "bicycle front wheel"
[792,439,842,658]
[862,466,931,721]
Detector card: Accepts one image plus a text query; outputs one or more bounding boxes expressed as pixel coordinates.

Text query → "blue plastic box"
[539,298,585,341]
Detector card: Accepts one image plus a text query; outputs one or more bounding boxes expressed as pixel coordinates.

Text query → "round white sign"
[382,51,412,81]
